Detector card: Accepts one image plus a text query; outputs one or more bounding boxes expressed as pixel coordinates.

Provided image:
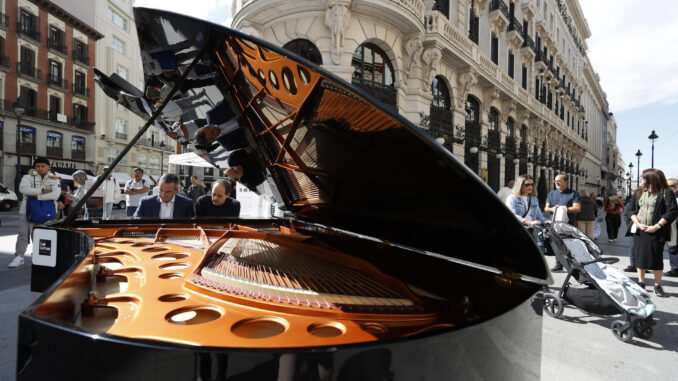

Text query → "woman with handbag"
[629,169,678,297]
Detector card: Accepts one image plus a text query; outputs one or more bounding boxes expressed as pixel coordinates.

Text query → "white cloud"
[134,0,233,24]
[580,0,678,112]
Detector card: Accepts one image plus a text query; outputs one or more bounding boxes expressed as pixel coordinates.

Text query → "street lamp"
[159,141,166,174]
[628,161,634,192]
[635,150,642,189]
[648,130,658,168]
[13,99,26,194]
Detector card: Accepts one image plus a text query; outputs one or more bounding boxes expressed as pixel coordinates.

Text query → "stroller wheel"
[632,319,653,339]
[543,294,564,317]
[611,320,634,342]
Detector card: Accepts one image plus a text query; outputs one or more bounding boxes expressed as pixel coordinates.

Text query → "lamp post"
[159,141,166,175]
[635,150,642,189]
[648,130,658,168]
[626,172,631,197]
[13,99,26,194]
[628,162,634,192]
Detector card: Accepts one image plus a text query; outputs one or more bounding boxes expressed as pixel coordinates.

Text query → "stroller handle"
[582,257,619,266]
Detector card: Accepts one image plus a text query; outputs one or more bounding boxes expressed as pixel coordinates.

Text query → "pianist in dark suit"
[134,173,195,219]
[195,179,240,218]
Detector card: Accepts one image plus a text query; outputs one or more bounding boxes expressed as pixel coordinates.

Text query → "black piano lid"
[109,7,549,284]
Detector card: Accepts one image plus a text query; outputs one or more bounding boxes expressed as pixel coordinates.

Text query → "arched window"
[487,108,501,191]
[504,117,516,182]
[429,76,452,146]
[283,39,323,65]
[464,95,481,172]
[351,43,396,107]
[519,125,528,175]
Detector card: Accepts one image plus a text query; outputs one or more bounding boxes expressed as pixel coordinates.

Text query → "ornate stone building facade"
[232,0,615,194]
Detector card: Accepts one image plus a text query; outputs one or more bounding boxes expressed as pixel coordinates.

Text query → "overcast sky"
[133,0,678,178]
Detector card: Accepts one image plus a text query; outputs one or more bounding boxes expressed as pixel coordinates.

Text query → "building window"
[108,148,126,164]
[115,119,128,139]
[429,75,452,147]
[108,8,127,31]
[351,43,396,107]
[46,131,63,157]
[283,39,322,65]
[19,86,37,116]
[49,95,61,122]
[18,125,35,145]
[48,60,64,88]
[73,103,89,128]
[116,64,128,80]
[138,153,147,168]
[112,36,125,54]
[508,53,514,78]
[522,66,527,89]
[469,1,479,44]
[491,37,499,65]
[72,136,86,160]
[149,156,160,169]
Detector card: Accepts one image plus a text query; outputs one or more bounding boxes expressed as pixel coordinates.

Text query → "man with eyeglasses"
[133,173,195,219]
[545,173,581,271]
[666,178,678,277]
[195,179,240,218]
[497,179,515,203]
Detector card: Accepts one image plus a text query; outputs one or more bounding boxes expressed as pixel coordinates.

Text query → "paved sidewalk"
[0,211,677,380]
[541,217,678,381]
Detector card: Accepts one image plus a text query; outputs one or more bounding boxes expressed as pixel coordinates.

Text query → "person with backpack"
[124,167,150,217]
[8,157,61,268]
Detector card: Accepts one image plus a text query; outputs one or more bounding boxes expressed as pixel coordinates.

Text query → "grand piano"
[17,7,550,380]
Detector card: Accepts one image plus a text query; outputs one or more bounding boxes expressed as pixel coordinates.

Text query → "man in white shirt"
[497,179,515,203]
[101,167,119,220]
[124,167,150,217]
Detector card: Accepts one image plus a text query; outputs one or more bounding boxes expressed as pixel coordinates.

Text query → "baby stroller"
[541,211,655,343]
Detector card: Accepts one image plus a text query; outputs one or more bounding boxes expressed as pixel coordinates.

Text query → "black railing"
[0,13,9,29]
[535,50,544,62]
[0,56,9,69]
[73,84,90,98]
[17,62,41,81]
[522,34,534,50]
[17,22,41,42]
[351,80,397,108]
[46,147,63,158]
[71,150,85,161]
[70,118,95,130]
[47,39,68,55]
[73,49,90,66]
[47,73,68,89]
[115,132,128,140]
[490,0,509,18]
[509,17,522,33]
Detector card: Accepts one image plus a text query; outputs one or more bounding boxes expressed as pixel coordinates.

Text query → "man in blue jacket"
[134,173,194,219]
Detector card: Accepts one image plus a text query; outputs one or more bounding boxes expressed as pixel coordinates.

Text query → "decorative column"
[323,0,353,82]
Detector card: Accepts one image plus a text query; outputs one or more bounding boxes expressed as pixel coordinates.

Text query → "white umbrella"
[168,152,215,168]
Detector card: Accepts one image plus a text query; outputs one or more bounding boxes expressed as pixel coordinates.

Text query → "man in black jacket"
[195,179,240,218]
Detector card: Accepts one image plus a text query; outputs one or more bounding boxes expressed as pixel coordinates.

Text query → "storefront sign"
[18,126,36,134]
[47,131,63,138]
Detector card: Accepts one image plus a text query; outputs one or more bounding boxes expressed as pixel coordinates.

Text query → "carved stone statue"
[402,35,423,84]
[421,47,441,91]
[455,69,477,109]
[325,3,351,65]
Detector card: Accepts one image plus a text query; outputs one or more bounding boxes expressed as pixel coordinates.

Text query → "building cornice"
[36,0,104,40]
[566,0,591,39]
